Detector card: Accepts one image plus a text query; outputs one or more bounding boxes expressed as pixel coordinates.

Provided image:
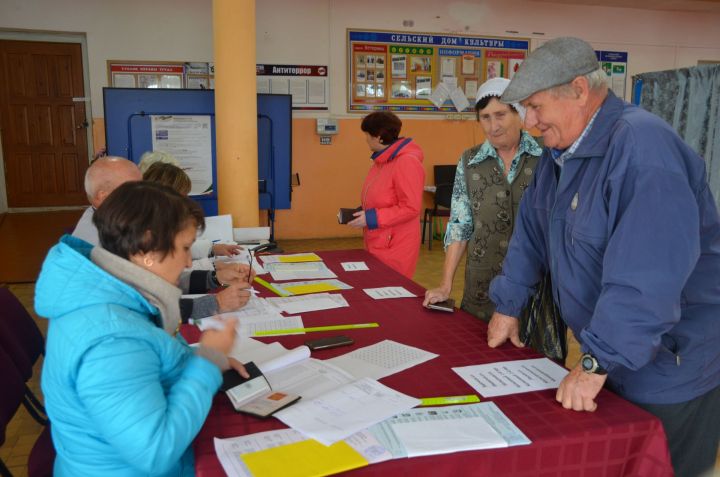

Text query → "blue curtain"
[634,64,720,205]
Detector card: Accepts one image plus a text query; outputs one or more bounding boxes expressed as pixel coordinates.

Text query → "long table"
[187,249,673,476]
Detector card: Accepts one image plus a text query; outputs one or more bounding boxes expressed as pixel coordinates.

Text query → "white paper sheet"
[363,287,416,299]
[271,279,352,296]
[429,81,450,108]
[341,261,369,271]
[228,337,298,368]
[265,293,349,314]
[453,357,569,397]
[275,378,421,446]
[264,358,355,400]
[233,227,270,243]
[449,86,470,112]
[198,215,234,243]
[328,340,438,380]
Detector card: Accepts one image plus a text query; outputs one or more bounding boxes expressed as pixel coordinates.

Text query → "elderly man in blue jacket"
[487,37,720,477]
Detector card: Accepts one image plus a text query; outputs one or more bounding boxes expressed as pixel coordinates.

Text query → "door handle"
[76,121,89,130]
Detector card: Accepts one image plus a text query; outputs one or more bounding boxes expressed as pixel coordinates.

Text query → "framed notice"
[256,64,329,110]
[347,29,529,113]
[108,61,214,89]
[109,62,185,90]
[596,50,628,99]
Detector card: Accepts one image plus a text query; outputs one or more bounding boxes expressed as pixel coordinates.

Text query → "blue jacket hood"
[35,235,156,321]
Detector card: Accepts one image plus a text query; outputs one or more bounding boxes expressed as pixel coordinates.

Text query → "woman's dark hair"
[475,95,519,121]
[143,162,192,196]
[93,181,205,260]
[361,111,402,145]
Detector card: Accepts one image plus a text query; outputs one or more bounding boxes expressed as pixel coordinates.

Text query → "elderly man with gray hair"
[486,37,720,477]
[72,156,251,321]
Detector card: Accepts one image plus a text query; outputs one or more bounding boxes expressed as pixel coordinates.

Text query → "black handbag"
[518,273,567,361]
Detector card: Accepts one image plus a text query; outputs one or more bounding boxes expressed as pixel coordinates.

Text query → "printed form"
[453,357,569,397]
[363,287,416,299]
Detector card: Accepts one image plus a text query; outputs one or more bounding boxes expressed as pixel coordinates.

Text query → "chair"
[0,288,48,425]
[422,165,456,250]
[0,347,54,477]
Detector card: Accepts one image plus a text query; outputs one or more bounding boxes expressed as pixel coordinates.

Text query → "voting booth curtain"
[634,64,720,206]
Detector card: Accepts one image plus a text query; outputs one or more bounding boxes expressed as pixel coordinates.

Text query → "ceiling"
[528,0,720,13]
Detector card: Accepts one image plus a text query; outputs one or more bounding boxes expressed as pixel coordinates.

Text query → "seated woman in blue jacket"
[35,181,248,476]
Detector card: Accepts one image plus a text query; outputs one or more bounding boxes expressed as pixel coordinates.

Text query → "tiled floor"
[1,235,718,475]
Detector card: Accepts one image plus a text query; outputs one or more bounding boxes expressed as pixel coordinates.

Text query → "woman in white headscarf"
[423,78,543,322]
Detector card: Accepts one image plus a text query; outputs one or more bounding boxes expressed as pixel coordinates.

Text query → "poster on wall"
[150,115,213,195]
[347,29,529,113]
[256,64,329,110]
[596,50,628,99]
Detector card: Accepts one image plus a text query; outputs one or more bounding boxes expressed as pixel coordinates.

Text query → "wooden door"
[0,40,89,207]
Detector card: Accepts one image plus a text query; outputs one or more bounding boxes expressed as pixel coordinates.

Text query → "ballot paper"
[214,429,392,477]
[275,377,421,446]
[368,402,530,458]
[363,286,416,299]
[264,261,337,281]
[265,292,349,314]
[195,313,305,337]
[189,295,281,321]
[453,357,569,397]
[341,261,370,271]
[327,340,438,380]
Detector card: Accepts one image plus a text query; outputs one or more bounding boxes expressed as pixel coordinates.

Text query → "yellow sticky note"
[278,253,322,263]
[242,439,368,477]
[283,283,341,295]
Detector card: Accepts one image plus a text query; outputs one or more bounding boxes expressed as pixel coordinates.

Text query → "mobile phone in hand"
[427,298,455,312]
[305,335,354,351]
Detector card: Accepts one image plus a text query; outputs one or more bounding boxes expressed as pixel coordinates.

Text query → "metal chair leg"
[428,214,433,250]
[421,210,428,244]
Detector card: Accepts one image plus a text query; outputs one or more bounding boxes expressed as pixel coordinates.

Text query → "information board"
[347,29,529,113]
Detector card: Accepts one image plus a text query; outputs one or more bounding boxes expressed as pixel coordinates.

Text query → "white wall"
[257,0,720,115]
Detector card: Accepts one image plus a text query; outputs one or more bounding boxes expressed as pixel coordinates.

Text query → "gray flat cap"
[501,37,599,103]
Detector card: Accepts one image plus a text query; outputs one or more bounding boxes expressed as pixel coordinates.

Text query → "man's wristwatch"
[581,353,607,375]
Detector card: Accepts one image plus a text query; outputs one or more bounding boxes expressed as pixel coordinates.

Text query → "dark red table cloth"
[188,249,673,477]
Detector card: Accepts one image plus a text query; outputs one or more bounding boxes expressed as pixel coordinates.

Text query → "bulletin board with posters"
[347,29,529,113]
[107,61,214,89]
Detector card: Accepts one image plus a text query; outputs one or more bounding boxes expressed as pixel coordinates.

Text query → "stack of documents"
[214,429,392,477]
[274,377,421,446]
[264,261,337,281]
[265,293,349,314]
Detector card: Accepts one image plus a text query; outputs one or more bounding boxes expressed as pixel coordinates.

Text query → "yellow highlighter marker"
[419,395,481,406]
[254,322,379,336]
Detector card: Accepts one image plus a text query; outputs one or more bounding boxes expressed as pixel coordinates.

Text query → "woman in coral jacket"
[348,111,425,278]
